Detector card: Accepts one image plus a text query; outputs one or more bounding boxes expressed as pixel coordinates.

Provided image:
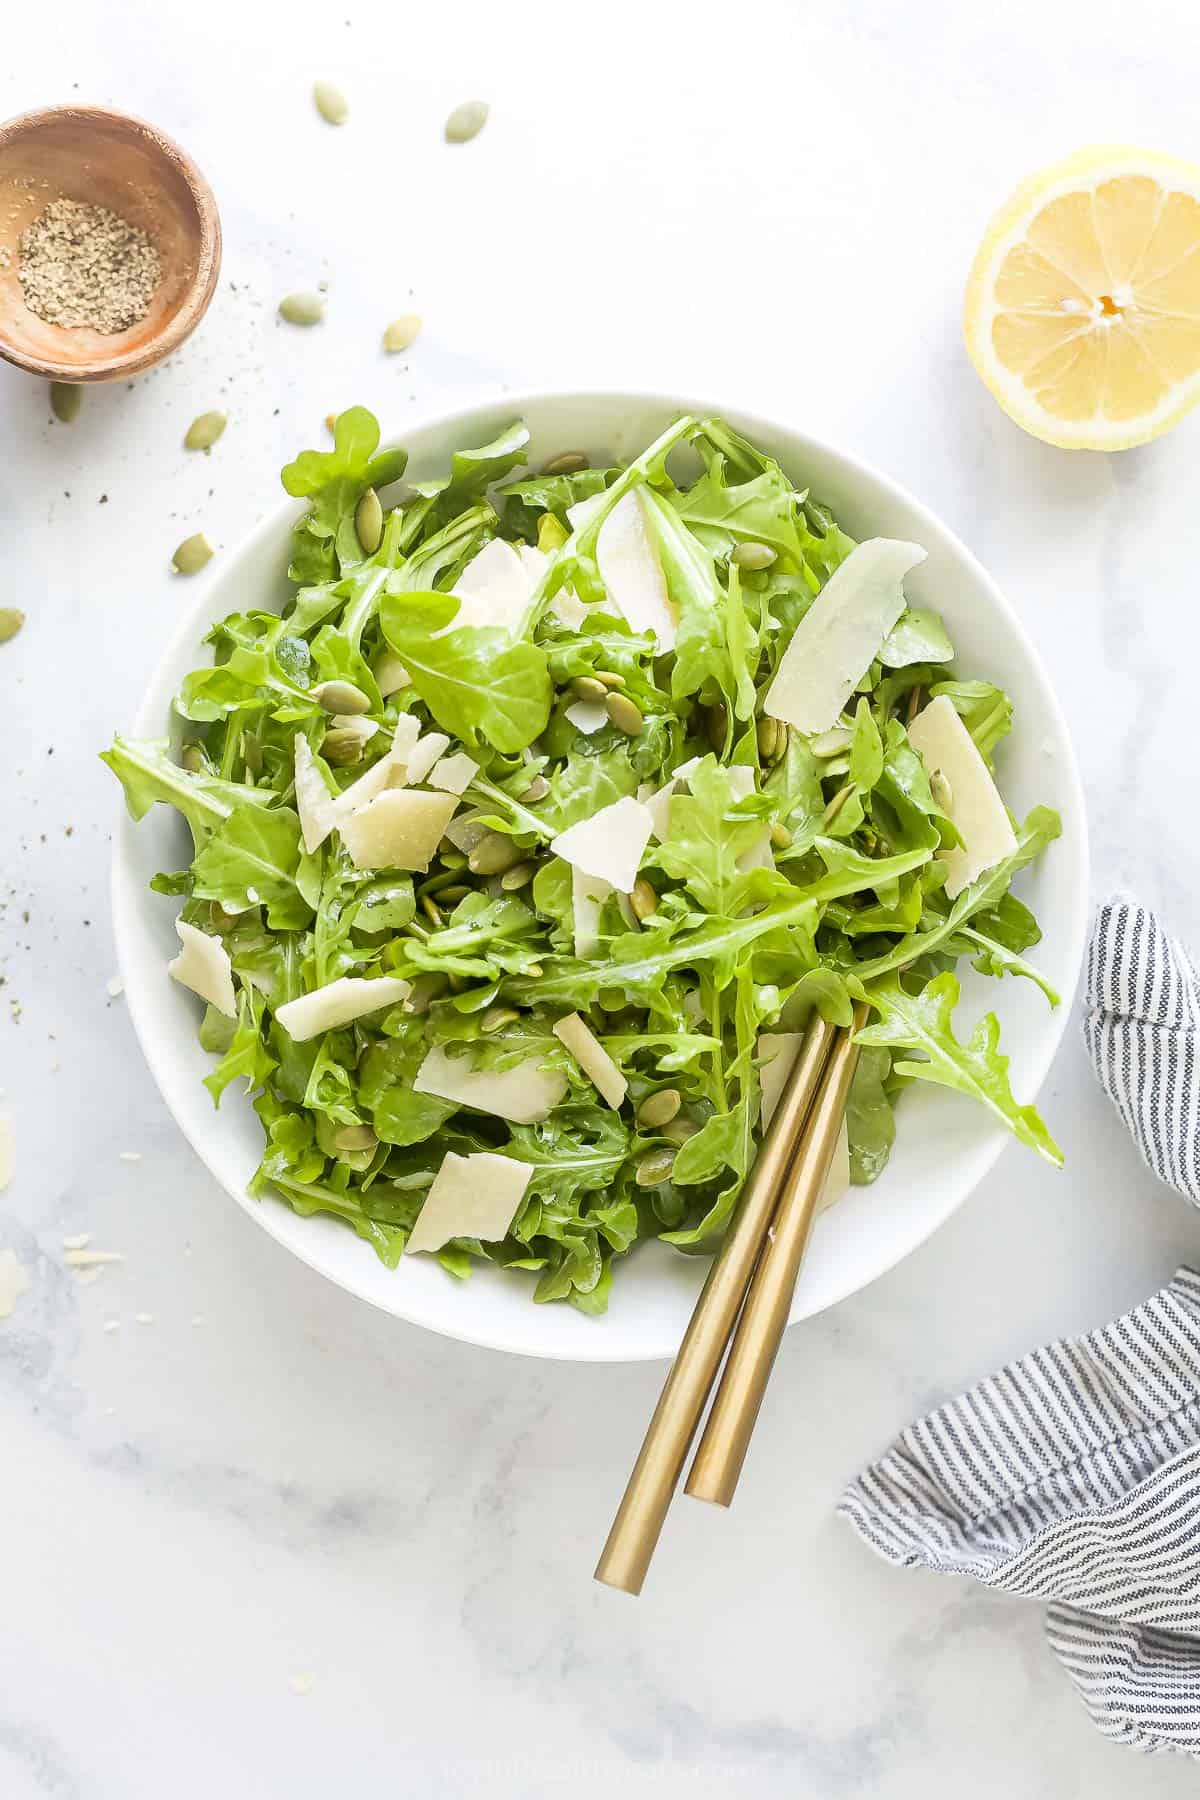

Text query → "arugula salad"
[104,409,1062,1314]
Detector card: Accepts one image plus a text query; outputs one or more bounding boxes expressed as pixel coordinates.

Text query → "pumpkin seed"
[823,783,854,827]
[49,381,80,422]
[595,670,625,689]
[403,972,448,1014]
[0,607,25,644]
[172,532,214,575]
[312,679,370,715]
[468,831,524,875]
[313,80,349,125]
[445,100,488,143]
[930,770,954,812]
[383,313,422,353]
[756,716,779,760]
[541,450,588,475]
[732,541,776,571]
[519,774,549,802]
[421,895,444,927]
[606,693,644,736]
[635,1148,677,1188]
[661,1115,700,1146]
[355,486,384,555]
[803,498,833,536]
[321,727,368,766]
[438,848,468,872]
[334,1124,378,1154]
[770,821,792,850]
[572,675,607,704]
[810,727,851,759]
[184,410,227,452]
[637,1089,681,1129]
[480,1005,519,1034]
[905,684,924,724]
[630,878,659,922]
[279,291,326,326]
[705,700,728,752]
[500,860,537,891]
[179,742,205,773]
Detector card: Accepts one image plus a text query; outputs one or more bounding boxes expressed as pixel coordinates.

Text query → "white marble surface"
[4,0,1200,1791]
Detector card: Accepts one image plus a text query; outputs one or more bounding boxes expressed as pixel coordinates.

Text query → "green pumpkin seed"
[770,821,792,850]
[705,700,728,753]
[49,381,80,423]
[421,895,444,928]
[756,716,779,760]
[0,607,25,644]
[630,878,658,922]
[279,291,326,326]
[334,1123,377,1153]
[438,883,471,903]
[606,693,644,736]
[810,727,851,759]
[500,860,537,891]
[662,1115,700,1146]
[445,100,488,143]
[480,1005,519,1035]
[823,783,854,827]
[541,450,588,475]
[572,675,607,704]
[179,742,205,773]
[172,532,214,575]
[637,1089,681,1129]
[313,80,349,125]
[595,670,625,689]
[930,770,954,812]
[321,727,367,767]
[383,314,422,353]
[438,848,468,872]
[312,679,370,715]
[355,486,383,555]
[184,410,227,452]
[635,1148,677,1188]
[732,541,776,571]
[519,774,549,802]
[468,831,524,876]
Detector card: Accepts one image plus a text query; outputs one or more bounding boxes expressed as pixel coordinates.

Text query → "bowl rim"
[0,103,222,382]
[111,385,1090,1362]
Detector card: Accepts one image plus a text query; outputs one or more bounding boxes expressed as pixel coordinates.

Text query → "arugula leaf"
[846,1048,896,1184]
[856,972,1063,1165]
[382,621,551,754]
[282,407,407,568]
[881,608,954,668]
[191,806,311,929]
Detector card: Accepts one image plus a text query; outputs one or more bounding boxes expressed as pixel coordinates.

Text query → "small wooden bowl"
[0,105,221,383]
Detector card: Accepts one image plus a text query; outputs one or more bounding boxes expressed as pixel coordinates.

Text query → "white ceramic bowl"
[112,390,1088,1362]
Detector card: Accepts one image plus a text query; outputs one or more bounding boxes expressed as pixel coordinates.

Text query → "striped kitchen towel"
[839,1268,1200,1757]
[1081,895,1200,1202]
[839,899,1200,1757]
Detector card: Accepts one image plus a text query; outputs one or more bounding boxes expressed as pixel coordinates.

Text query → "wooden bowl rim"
[0,103,222,382]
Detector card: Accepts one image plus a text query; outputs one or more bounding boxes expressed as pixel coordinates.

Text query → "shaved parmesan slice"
[526,536,589,630]
[276,974,412,1042]
[169,920,237,1018]
[404,732,451,787]
[756,1032,850,1211]
[413,1043,567,1124]
[450,538,533,633]
[374,651,411,697]
[406,1150,534,1255]
[594,491,679,649]
[553,1012,627,1109]
[572,869,612,958]
[293,735,341,854]
[517,544,549,584]
[550,795,654,894]
[764,539,927,733]
[335,713,422,815]
[427,751,479,795]
[564,700,609,736]
[340,789,459,871]
[908,695,1018,899]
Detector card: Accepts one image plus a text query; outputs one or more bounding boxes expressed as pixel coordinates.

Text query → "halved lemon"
[964,147,1200,449]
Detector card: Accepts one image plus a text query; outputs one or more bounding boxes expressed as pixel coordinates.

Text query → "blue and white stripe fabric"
[838,896,1200,1758]
[1082,896,1200,1202]
[839,1268,1200,1758]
